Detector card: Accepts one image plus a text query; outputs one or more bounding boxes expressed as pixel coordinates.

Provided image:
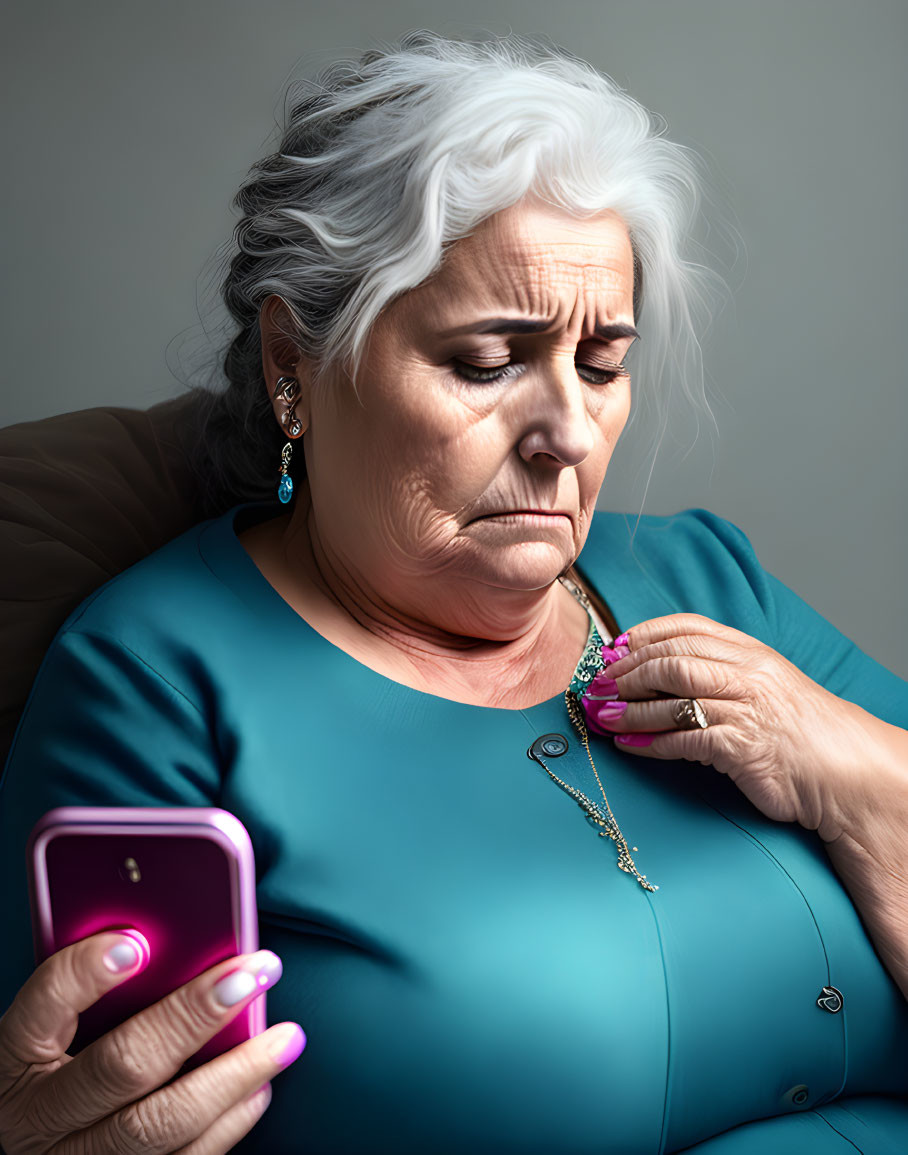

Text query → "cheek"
[387,398,500,503]
[596,381,632,457]
[338,424,473,557]
[579,383,632,488]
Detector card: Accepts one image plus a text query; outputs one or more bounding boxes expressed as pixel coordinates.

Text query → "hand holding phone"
[0,930,306,1153]
[27,806,265,1067]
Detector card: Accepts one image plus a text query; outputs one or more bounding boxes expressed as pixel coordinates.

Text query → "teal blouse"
[2,502,907,1154]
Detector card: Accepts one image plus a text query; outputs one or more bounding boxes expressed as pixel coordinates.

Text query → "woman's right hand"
[0,930,306,1153]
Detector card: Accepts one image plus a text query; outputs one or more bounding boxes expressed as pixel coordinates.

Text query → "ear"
[259,295,312,437]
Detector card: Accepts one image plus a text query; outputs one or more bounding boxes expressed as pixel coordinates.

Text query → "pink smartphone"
[27,806,263,1071]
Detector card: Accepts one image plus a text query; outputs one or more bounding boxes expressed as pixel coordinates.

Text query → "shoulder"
[50,506,247,686]
[581,507,775,643]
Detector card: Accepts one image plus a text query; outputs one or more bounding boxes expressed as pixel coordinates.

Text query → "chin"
[465,541,573,591]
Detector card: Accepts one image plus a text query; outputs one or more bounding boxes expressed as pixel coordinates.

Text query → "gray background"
[3,0,906,676]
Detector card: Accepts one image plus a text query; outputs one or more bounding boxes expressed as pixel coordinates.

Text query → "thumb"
[0,929,149,1090]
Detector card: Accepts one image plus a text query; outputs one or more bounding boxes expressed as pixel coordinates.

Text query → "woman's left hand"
[584,613,882,843]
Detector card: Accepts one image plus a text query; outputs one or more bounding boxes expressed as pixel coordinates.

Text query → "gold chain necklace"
[531,579,658,893]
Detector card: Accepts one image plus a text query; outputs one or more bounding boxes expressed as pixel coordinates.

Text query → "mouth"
[473,510,572,524]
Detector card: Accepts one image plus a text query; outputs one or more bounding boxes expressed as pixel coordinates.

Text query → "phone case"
[27,806,263,1069]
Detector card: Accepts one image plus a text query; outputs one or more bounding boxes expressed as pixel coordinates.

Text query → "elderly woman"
[1,29,907,1155]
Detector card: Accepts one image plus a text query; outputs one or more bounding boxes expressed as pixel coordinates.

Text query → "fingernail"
[593,701,628,729]
[103,930,151,974]
[268,1022,306,1069]
[613,632,630,648]
[615,733,655,747]
[213,950,283,1008]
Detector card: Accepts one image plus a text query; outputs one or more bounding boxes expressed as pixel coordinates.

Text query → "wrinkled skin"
[252,196,640,708]
[587,614,908,1005]
[0,935,301,1153]
[255,196,908,929]
[585,613,889,845]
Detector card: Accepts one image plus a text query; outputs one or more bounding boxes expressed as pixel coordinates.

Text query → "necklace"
[533,578,658,893]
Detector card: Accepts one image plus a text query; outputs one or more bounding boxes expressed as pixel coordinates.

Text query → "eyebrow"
[441,318,640,343]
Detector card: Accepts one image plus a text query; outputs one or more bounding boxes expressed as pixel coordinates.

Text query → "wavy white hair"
[185,28,727,516]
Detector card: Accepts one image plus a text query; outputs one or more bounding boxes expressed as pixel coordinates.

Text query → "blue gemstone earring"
[273,376,303,503]
[278,442,294,503]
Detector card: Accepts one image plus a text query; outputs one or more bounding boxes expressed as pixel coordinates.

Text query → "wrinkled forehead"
[414,203,635,320]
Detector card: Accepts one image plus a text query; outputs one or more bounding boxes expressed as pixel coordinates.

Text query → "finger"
[173,1083,272,1155]
[0,930,150,1086]
[618,614,758,655]
[586,695,723,735]
[63,1022,303,1155]
[603,654,742,703]
[602,633,745,680]
[614,726,720,763]
[32,950,284,1135]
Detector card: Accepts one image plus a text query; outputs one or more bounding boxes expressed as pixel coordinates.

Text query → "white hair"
[186,28,727,516]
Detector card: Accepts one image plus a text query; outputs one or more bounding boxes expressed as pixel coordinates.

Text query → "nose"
[516,358,596,468]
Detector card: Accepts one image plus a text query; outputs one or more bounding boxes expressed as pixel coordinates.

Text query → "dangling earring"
[278,441,294,503]
[273,376,303,503]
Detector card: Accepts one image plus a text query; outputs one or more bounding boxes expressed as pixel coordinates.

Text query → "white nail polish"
[213,969,258,1007]
[103,941,141,973]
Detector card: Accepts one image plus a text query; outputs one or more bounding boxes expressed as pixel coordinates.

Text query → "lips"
[478,510,570,518]
[473,509,572,524]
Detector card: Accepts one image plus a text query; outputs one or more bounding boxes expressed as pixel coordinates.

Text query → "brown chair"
[0,392,206,772]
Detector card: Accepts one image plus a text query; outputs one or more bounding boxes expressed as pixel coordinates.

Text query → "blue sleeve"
[686,509,908,729]
[0,626,222,1015]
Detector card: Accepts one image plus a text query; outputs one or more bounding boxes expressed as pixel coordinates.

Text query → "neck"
[304,505,579,660]
[239,490,598,709]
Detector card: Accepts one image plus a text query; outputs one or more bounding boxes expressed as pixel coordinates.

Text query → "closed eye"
[451,360,627,386]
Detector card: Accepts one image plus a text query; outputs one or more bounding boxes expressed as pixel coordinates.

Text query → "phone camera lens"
[118,856,142,883]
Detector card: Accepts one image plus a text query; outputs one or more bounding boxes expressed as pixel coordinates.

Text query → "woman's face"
[288,198,637,630]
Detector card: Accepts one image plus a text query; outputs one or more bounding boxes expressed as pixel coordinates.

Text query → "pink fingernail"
[613,632,630,648]
[615,733,655,747]
[103,930,151,974]
[594,701,628,729]
[269,1022,307,1069]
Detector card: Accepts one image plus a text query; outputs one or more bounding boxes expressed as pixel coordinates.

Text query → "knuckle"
[92,1019,155,1098]
[674,654,693,678]
[167,983,222,1038]
[688,634,718,658]
[24,1074,74,1138]
[0,989,73,1073]
[660,654,690,687]
[38,949,79,1013]
[133,982,221,1063]
[752,666,778,696]
[117,1095,169,1153]
[46,937,99,1000]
